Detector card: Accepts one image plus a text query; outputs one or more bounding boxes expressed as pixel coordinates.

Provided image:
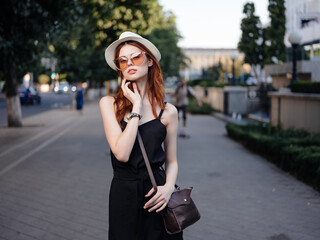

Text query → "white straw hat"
[105,31,161,70]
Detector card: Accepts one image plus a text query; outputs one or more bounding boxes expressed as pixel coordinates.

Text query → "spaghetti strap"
[158,102,167,119]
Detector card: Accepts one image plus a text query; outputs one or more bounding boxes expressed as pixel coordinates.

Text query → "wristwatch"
[126,112,142,120]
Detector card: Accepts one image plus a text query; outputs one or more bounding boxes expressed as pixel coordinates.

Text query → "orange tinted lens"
[131,53,144,66]
[118,57,128,70]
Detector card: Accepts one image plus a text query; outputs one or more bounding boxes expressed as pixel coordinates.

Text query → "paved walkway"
[0,101,319,240]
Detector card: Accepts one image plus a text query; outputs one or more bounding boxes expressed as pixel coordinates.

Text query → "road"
[0,91,74,127]
[0,100,320,240]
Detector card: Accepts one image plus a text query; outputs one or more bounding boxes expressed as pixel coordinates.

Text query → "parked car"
[19,86,41,104]
[54,81,69,93]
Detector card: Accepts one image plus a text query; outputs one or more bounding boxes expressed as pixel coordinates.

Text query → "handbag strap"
[137,131,158,193]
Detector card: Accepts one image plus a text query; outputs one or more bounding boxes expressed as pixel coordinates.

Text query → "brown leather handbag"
[137,131,200,235]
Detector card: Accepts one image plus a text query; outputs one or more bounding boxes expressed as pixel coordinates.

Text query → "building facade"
[285,0,320,59]
[266,0,320,87]
[180,48,245,81]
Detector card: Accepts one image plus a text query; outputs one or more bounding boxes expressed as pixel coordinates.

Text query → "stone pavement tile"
[0,225,37,240]
[177,114,320,240]
[1,102,320,240]
[0,215,66,240]
[0,201,106,240]
[0,106,77,152]
[0,102,110,240]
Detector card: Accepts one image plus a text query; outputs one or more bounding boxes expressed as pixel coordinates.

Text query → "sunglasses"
[114,51,147,71]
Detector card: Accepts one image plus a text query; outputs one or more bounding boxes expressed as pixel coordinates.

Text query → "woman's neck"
[135,75,148,101]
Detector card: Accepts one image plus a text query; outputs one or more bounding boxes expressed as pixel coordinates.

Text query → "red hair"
[113,41,165,127]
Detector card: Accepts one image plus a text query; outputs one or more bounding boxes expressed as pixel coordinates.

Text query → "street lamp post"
[288,31,302,84]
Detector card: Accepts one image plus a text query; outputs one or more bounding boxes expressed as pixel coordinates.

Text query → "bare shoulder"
[99,96,115,109]
[162,102,178,125]
[164,102,178,117]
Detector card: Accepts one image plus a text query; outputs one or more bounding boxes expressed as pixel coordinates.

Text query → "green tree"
[146,26,186,78]
[207,61,223,81]
[52,0,170,87]
[238,2,264,81]
[0,0,80,127]
[264,0,286,63]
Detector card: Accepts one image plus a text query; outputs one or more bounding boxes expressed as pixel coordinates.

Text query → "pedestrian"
[99,31,183,240]
[173,77,202,138]
[75,82,84,115]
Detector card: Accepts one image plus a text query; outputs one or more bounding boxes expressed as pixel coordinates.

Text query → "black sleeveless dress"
[109,108,183,240]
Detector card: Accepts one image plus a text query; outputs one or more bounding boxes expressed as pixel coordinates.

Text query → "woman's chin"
[124,75,138,81]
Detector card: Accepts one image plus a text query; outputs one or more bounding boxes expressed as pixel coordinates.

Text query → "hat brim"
[105,36,161,70]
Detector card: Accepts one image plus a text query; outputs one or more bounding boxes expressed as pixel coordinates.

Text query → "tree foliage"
[264,0,286,64]
[238,3,264,68]
[0,0,80,95]
[207,60,223,81]
[0,0,80,126]
[0,0,185,126]
[50,0,185,83]
[238,0,287,78]
[238,2,266,81]
[145,12,186,78]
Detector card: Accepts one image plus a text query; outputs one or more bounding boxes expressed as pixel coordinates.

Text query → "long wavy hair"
[113,41,165,127]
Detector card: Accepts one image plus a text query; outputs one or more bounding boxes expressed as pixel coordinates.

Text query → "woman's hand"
[196,98,203,107]
[144,184,175,212]
[121,78,141,107]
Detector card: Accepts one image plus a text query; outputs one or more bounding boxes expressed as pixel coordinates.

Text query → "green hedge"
[199,82,228,88]
[188,98,215,115]
[291,81,320,94]
[187,79,229,88]
[226,124,320,190]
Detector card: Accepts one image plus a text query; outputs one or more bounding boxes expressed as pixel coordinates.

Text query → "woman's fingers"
[121,79,127,94]
[148,200,166,212]
[145,188,154,197]
[144,187,170,212]
[120,79,141,106]
[124,81,131,92]
[144,192,160,209]
[145,196,166,212]
[155,201,168,212]
[132,82,139,94]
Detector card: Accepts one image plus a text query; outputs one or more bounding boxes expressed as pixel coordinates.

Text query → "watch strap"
[127,112,142,120]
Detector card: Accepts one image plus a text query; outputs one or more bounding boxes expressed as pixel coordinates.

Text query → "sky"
[159,0,269,49]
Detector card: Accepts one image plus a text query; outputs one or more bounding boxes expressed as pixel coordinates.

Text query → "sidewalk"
[0,101,320,240]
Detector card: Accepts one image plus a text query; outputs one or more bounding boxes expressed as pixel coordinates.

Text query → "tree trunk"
[6,95,22,127]
[5,64,22,127]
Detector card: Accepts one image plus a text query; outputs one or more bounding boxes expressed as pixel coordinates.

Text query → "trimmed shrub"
[291,81,320,94]
[226,123,320,191]
[188,98,215,115]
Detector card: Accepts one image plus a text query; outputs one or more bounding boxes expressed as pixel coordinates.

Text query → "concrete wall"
[265,60,320,89]
[269,92,320,133]
[194,86,259,115]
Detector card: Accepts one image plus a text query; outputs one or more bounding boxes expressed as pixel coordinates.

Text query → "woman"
[99,32,182,240]
[75,82,84,114]
[173,77,202,138]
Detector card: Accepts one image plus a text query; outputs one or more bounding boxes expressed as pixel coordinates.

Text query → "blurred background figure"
[173,77,202,138]
[75,82,85,115]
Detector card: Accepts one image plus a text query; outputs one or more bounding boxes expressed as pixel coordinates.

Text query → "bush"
[199,81,228,88]
[291,81,320,94]
[188,98,215,115]
[226,123,320,191]
[186,78,229,88]
[187,79,204,87]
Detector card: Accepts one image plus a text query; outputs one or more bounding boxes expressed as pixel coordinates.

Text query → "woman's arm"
[163,103,179,192]
[188,86,202,106]
[144,103,178,212]
[99,80,141,162]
